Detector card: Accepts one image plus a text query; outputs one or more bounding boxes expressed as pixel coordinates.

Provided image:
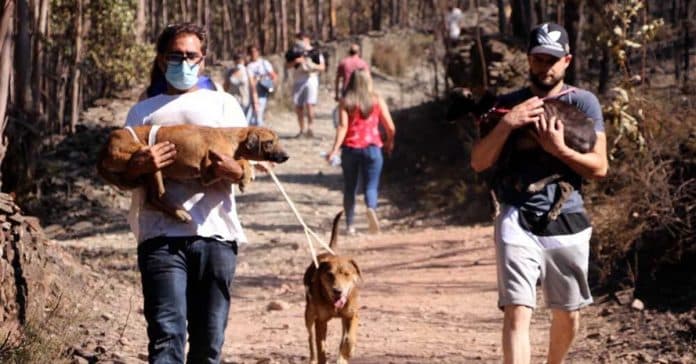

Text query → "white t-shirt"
[125,89,249,244]
[246,59,274,80]
[446,8,463,39]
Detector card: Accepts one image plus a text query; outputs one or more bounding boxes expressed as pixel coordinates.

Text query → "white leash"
[255,162,335,268]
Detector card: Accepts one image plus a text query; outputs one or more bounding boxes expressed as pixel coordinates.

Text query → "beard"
[529,71,564,92]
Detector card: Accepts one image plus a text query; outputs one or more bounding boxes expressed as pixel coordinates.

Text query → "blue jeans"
[247,87,269,126]
[341,145,384,226]
[138,236,238,364]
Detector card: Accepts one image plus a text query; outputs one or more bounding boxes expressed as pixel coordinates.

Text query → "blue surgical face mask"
[165,61,200,90]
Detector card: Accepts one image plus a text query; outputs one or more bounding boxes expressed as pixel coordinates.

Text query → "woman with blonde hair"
[326,69,396,235]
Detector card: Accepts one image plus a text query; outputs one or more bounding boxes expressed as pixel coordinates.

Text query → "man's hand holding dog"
[209,150,244,182]
[501,97,545,129]
[534,114,568,158]
[124,141,177,181]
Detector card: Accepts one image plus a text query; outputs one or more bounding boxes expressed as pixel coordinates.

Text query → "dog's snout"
[332,288,343,297]
[272,152,289,163]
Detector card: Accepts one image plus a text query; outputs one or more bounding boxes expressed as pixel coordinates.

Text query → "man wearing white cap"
[471,23,608,364]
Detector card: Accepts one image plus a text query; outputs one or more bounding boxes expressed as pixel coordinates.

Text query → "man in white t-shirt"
[286,31,325,138]
[112,23,248,363]
[245,45,277,126]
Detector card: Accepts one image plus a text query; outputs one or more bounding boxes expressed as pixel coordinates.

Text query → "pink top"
[343,102,383,149]
[337,56,370,91]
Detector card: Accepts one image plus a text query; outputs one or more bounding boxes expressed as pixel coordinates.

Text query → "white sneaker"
[366,208,380,234]
[346,225,356,236]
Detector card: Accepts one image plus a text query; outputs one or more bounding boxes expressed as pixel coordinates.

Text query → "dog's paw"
[237,160,253,193]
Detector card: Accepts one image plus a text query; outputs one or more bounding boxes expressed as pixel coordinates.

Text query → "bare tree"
[315,0,323,40]
[511,0,536,40]
[136,0,146,43]
[31,0,49,116]
[0,0,14,176]
[372,0,383,31]
[328,0,335,39]
[681,0,691,86]
[280,0,288,50]
[14,0,31,113]
[70,0,84,134]
[565,0,585,85]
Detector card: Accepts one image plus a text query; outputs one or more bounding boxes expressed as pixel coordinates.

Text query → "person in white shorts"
[286,32,325,138]
[471,23,609,364]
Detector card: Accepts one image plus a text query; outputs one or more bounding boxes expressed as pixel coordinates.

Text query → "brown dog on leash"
[303,212,362,364]
[97,125,289,222]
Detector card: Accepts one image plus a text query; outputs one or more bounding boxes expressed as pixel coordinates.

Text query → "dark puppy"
[303,212,361,364]
[454,90,597,220]
[97,125,289,222]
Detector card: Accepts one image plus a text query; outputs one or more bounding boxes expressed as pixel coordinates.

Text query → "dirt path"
[54,77,599,364]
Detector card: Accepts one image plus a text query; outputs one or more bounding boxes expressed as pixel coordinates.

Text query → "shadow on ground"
[382,99,492,226]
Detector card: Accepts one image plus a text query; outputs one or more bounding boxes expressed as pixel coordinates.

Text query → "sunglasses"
[165,52,204,65]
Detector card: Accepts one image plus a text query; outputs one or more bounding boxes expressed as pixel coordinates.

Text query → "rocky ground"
[19,60,694,363]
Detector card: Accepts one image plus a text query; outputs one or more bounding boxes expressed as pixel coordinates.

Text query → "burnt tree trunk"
[14,0,31,114]
[598,45,611,94]
[0,0,14,177]
[511,0,536,41]
[682,0,691,86]
[31,0,49,117]
[315,0,323,40]
[497,0,506,36]
[564,0,584,85]
[69,0,83,134]
[328,0,335,39]
[280,0,288,50]
[136,0,146,43]
[372,0,383,31]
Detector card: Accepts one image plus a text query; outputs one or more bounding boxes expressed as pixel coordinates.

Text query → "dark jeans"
[341,145,384,226]
[138,236,238,364]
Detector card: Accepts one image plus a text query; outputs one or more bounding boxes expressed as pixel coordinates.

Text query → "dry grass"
[0,294,85,363]
[371,32,433,78]
[587,89,696,297]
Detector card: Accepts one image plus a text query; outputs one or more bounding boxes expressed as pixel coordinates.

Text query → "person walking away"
[223,52,252,117]
[326,69,395,235]
[105,23,251,363]
[445,6,464,48]
[333,43,370,128]
[286,32,325,138]
[246,45,277,126]
[470,23,608,364]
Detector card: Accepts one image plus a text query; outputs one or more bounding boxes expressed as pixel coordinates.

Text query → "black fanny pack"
[517,210,591,236]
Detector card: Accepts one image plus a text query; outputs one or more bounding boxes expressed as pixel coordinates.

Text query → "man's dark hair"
[246,44,259,55]
[156,23,208,55]
[147,23,207,97]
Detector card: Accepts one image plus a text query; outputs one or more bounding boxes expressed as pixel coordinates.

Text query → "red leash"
[487,87,578,115]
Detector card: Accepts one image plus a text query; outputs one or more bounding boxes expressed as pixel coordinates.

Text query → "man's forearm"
[555,133,608,179]
[471,121,513,172]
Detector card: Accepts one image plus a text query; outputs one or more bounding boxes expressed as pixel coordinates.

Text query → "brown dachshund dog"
[303,212,362,364]
[479,97,597,220]
[97,125,289,222]
[446,88,598,221]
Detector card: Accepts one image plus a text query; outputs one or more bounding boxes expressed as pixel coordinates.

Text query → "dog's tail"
[329,211,343,249]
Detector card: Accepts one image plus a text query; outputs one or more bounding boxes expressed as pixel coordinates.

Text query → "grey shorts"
[293,77,319,106]
[495,206,593,311]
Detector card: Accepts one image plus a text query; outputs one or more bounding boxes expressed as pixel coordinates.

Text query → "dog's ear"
[349,259,362,282]
[245,130,259,150]
[318,261,331,272]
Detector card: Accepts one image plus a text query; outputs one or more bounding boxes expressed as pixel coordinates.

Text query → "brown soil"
[25,68,694,363]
